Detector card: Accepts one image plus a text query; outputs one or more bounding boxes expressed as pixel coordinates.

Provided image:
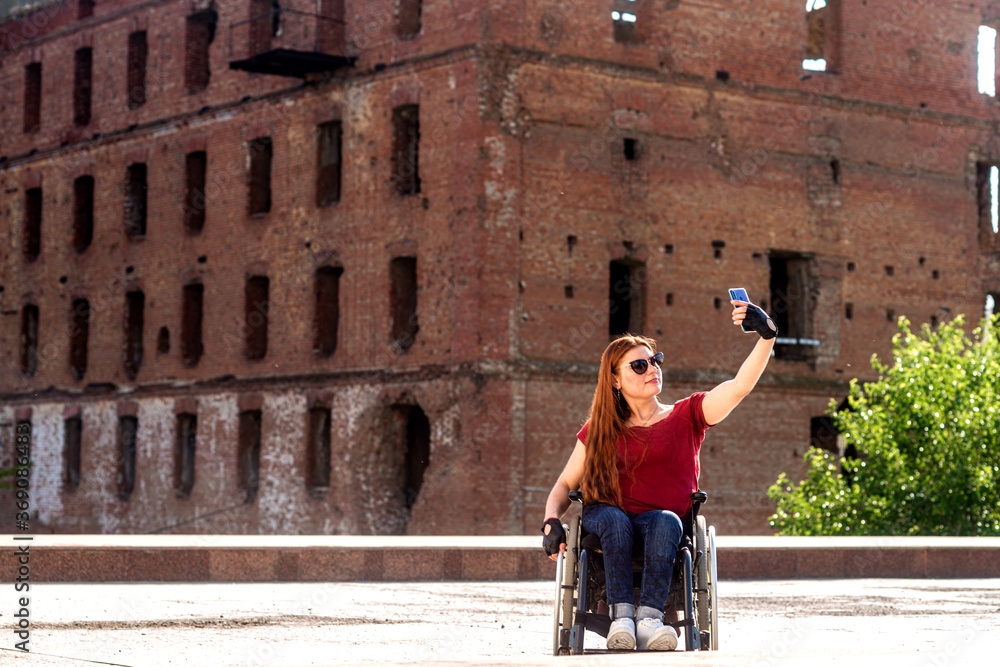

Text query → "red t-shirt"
[577,392,710,516]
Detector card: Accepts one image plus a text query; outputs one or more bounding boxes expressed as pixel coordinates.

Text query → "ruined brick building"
[1,0,998,535]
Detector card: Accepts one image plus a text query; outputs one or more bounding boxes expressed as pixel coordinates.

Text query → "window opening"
[813,413,852,480]
[128,31,148,109]
[184,151,207,233]
[991,166,999,234]
[769,252,812,361]
[24,63,41,133]
[181,283,204,367]
[249,137,272,215]
[237,409,262,503]
[174,413,197,498]
[389,257,418,352]
[810,415,839,455]
[124,290,144,380]
[78,0,94,19]
[157,326,170,354]
[20,304,39,377]
[398,0,421,38]
[986,294,996,318]
[24,187,42,262]
[979,25,997,97]
[804,0,828,71]
[402,405,430,510]
[117,416,137,501]
[316,121,342,206]
[623,137,638,161]
[307,406,331,491]
[391,105,420,196]
[70,299,90,380]
[314,266,342,357]
[608,260,645,336]
[125,163,147,239]
[185,10,218,93]
[73,176,94,252]
[249,0,282,54]
[612,0,639,44]
[74,47,92,127]
[975,162,1000,250]
[245,275,269,360]
[270,0,281,37]
[63,416,82,490]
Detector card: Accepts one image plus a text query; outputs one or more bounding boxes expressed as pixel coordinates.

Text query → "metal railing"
[774,337,822,346]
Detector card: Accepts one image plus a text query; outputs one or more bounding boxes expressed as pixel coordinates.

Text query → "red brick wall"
[1,0,998,536]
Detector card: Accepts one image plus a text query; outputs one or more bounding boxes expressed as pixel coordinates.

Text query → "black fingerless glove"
[541,518,566,556]
[744,304,778,340]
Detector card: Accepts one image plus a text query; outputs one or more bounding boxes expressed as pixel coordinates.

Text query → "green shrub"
[769,315,1000,536]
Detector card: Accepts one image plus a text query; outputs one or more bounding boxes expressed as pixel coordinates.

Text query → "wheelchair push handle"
[566,489,707,510]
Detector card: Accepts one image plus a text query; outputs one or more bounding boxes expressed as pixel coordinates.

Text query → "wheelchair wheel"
[551,551,564,656]
[708,524,719,650]
[552,516,581,655]
[694,515,710,643]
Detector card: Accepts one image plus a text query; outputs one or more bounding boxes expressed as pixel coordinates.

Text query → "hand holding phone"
[728,288,752,333]
[729,287,779,339]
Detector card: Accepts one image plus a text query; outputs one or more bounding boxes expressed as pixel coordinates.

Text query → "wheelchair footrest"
[573,611,612,638]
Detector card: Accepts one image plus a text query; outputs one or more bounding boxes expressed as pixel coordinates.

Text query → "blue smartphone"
[728,288,753,333]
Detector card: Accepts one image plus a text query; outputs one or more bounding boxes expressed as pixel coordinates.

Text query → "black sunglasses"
[621,352,663,375]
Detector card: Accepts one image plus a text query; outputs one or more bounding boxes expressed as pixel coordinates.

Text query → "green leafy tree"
[769,315,1000,536]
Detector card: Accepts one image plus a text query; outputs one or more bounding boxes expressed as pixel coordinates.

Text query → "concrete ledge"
[716,536,1000,579]
[9,535,1000,582]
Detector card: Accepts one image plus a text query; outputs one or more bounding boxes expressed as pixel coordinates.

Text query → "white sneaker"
[606,617,636,650]
[636,616,678,651]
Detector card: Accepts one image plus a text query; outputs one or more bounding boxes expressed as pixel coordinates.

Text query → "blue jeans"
[581,502,683,620]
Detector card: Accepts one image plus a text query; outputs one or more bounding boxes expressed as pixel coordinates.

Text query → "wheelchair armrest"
[690,490,708,526]
[568,490,584,504]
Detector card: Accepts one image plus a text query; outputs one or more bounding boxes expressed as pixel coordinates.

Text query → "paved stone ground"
[3,579,1000,666]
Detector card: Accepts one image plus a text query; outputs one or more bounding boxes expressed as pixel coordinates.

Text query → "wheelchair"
[551,490,718,654]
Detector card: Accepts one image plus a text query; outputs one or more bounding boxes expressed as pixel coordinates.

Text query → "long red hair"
[581,334,659,507]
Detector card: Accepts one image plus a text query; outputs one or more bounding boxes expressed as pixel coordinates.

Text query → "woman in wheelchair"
[541,297,776,651]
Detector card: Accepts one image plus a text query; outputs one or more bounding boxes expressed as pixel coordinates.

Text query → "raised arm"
[702,300,777,426]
